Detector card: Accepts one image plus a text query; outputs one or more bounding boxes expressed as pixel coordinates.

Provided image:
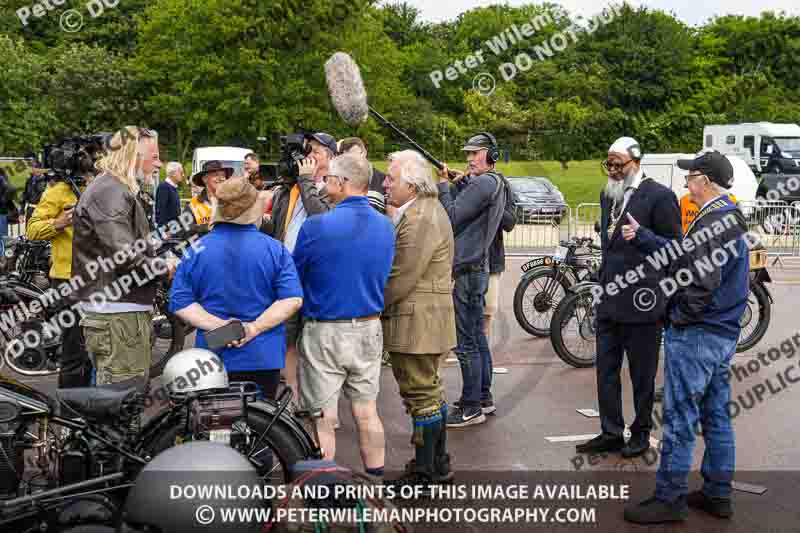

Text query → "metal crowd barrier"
[740,200,800,257]
[506,200,800,258]
[504,203,570,255]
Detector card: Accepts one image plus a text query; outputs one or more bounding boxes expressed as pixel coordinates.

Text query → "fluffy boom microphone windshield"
[324,52,453,175]
[324,52,369,126]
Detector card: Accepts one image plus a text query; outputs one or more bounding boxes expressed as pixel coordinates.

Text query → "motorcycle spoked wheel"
[550,288,598,368]
[736,281,771,353]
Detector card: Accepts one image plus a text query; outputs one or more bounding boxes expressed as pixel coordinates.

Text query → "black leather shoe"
[621,434,651,458]
[687,490,733,518]
[575,434,625,454]
[624,496,688,524]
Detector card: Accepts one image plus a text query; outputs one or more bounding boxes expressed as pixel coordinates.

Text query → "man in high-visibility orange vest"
[680,193,738,234]
[182,160,232,237]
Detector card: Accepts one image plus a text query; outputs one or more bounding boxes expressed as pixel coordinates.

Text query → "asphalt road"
[6,257,800,531]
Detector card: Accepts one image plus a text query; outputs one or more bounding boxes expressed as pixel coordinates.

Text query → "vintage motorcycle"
[549,242,773,368]
[513,236,602,337]
[1,238,189,379]
[0,348,320,533]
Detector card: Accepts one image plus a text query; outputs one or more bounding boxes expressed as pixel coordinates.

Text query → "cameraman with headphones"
[27,171,94,388]
[437,132,508,428]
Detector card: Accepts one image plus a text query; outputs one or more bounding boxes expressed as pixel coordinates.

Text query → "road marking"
[493,367,509,374]
[545,434,598,443]
[732,481,767,495]
[576,408,599,418]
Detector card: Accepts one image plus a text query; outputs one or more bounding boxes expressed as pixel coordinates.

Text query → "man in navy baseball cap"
[677,151,734,189]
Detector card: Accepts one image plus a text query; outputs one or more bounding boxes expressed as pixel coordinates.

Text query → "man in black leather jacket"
[72,126,170,385]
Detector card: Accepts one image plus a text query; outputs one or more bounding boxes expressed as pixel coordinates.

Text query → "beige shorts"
[484,273,502,317]
[298,318,383,411]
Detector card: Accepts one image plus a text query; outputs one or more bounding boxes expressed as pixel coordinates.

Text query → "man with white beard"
[576,137,681,459]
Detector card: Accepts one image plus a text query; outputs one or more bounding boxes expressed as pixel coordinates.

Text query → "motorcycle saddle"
[56,377,146,421]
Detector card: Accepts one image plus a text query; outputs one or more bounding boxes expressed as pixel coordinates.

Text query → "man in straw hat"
[169,175,303,400]
[72,126,167,385]
[182,160,233,237]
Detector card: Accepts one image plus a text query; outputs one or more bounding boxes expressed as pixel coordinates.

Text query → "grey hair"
[387,150,437,197]
[166,161,183,178]
[329,153,371,191]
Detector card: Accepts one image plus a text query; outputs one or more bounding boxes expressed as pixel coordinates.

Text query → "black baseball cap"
[306,132,338,156]
[678,151,734,189]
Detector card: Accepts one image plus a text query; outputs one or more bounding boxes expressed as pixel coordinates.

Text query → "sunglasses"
[602,159,633,172]
[685,172,706,183]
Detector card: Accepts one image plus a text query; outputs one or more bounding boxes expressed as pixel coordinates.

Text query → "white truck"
[640,153,758,217]
[191,146,252,183]
[703,123,800,174]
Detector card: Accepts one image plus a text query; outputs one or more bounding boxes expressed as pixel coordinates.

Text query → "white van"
[191,147,252,182]
[640,153,758,217]
[703,123,800,174]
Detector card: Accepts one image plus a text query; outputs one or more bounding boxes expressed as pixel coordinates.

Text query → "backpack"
[497,173,517,232]
[265,460,409,533]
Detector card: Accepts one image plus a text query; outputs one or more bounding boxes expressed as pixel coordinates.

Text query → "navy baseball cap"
[678,150,734,189]
[307,132,338,156]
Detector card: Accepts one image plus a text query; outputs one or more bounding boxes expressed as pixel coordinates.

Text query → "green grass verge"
[373,159,606,206]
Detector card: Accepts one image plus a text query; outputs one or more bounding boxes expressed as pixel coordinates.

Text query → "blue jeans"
[0,214,7,236]
[656,326,737,502]
[453,269,491,408]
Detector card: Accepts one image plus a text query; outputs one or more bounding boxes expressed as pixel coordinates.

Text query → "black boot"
[390,409,449,493]
[435,404,454,481]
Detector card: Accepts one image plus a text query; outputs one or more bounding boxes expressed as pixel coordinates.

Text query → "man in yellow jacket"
[27,176,91,388]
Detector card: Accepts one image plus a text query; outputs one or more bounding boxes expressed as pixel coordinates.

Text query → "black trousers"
[58,305,92,389]
[228,370,281,401]
[596,320,662,438]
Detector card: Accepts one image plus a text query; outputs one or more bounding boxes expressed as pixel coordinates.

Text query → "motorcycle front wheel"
[550,286,598,368]
[736,281,771,353]
[513,268,572,337]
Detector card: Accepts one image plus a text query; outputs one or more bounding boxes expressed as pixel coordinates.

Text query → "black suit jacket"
[597,177,681,323]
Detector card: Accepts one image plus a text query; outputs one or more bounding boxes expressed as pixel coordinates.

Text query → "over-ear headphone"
[478,132,500,164]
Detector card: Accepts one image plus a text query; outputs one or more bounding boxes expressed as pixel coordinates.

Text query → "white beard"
[603,173,636,206]
[603,178,626,205]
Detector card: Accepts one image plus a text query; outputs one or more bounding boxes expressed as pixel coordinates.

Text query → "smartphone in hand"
[205,320,246,351]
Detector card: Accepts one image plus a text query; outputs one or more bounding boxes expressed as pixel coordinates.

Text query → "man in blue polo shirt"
[169,175,303,400]
[293,153,395,480]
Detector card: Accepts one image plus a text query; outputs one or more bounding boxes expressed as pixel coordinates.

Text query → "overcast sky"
[397,0,798,26]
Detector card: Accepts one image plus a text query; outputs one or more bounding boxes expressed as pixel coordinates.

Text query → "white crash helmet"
[161,348,228,395]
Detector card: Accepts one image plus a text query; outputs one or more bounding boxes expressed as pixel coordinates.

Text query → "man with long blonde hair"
[71,126,166,385]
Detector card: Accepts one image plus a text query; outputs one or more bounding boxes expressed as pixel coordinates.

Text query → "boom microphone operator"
[324,52,459,179]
